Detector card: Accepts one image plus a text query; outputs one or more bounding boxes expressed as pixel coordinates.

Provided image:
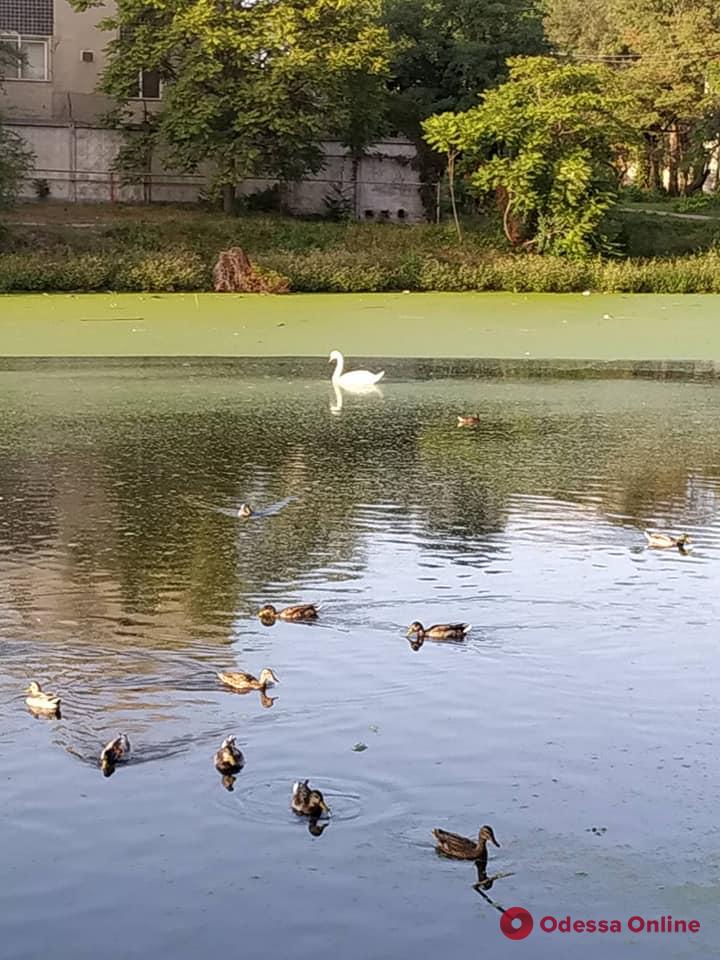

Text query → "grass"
[2,202,720,293]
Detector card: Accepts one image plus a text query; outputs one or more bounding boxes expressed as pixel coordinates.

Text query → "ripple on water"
[226,772,413,829]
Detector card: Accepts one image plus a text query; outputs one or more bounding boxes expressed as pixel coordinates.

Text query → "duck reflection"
[473,857,513,906]
[221,774,237,792]
[307,816,330,837]
[218,684,277,709]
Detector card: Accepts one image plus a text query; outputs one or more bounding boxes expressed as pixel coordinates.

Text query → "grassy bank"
[2,204,720,293]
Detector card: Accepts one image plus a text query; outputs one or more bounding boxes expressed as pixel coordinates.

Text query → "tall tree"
[71,0,392,213]
[424,57,637,257]
[544,0,720,194]
[385,0,547,212]
[1,47,35,212]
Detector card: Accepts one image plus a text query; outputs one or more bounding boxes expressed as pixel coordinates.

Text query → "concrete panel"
[6,122,426,218]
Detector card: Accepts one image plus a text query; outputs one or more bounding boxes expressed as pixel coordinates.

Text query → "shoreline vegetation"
[2,205,720,296]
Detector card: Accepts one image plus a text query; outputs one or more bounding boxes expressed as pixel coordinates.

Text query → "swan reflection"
[330,381,384,415]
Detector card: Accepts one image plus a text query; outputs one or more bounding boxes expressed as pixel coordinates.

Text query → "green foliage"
[323,183,355,222]
[0,250,207,292]
[120,252,209,291]
[544,0,720,195]
[424,57,638,257]
[385,0,546,117]
[384,0,546,213]
[70,0,392,207]
[614,210,720,257]
[0,123,35,209]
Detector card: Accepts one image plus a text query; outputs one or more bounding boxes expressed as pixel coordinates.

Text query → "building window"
[135,69,161,100]
[0,0,53,35]
[0,34,49,80]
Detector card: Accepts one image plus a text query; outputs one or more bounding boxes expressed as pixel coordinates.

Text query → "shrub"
[121,251,210,291]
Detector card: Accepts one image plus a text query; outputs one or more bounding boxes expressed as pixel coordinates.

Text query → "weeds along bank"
[2,213,720,294]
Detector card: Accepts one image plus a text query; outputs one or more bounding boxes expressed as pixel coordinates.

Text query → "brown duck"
[433,824,500,861]
[406,621,471,641]
[258,603,320,623]
[457,414,480,427]
[644,531,691,549]
[292,780,330,817]
[214,736,245,775]
[217,668,279,691]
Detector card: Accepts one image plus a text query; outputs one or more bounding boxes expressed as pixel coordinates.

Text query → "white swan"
[329,350,384,389]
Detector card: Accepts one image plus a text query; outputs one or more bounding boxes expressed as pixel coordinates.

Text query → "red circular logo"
[500,906,534,941]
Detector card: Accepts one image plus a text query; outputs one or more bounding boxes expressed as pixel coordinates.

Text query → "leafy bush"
[2,211,720,293]
[0,123,34,208]
[121,251,209,291]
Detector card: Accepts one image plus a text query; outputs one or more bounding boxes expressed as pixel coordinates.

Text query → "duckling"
[432,824,500,861]
[100,734,131,775]
[457,414,480,427]
[258,603,320,623]
[214,736,245,775]
[237,503,253,519]
[292,780,330,818]
[644,531,691,549]
[406,621,471,641]
[217,668,279,691]
[24,681,61,714]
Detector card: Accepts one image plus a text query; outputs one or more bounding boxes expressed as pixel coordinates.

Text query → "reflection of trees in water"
[0,375,718,646]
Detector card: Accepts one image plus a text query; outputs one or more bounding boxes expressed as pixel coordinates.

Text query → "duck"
[292,780,330,818]
[258,603,320,623]
[644,531,691,549]
[457,414,480,427]
[217,668,279,691]
[237,503,253,519]
[100,734,131,773]
[433,824,500,861]
[329,350,384,389]
[214,736,245,775]
[24,681,61,714]
[406,621,471,641]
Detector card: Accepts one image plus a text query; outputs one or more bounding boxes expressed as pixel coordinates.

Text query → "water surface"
[2,291,720,360]
[1,362,718,959]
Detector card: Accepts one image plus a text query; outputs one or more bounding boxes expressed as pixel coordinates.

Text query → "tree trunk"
[222,183,236,215]
[685,164,710,195]
[351,154,360,220]
[666,125,680,196]
[447,152,462,242]
[495,186,526,246]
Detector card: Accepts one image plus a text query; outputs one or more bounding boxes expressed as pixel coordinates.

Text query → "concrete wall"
[8,122,427,221]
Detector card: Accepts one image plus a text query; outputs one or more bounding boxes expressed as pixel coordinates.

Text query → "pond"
[1,291,720,362]
[1,360,718,959]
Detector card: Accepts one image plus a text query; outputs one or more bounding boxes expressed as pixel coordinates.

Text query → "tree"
[70,0,392,213]
[384,0,547,212]
[544,0,720,195]
[424,57,638,257]
[422,113,464,239]
[1,46,35,211]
